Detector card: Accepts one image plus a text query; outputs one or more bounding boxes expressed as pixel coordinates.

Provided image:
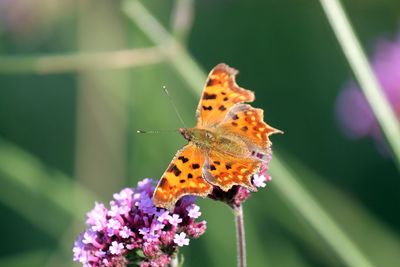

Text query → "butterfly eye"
[206,132,213,140]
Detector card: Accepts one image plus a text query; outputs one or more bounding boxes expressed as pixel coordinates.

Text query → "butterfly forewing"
[196,64,255,127]
[153,143,213,210]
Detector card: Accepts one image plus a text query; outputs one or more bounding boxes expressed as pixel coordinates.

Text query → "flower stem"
[234,205,247,267]
[0,47,165,74]
[319,0,400,168]
[170,256,178,267]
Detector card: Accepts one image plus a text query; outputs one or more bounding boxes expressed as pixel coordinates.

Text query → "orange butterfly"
[153,63,281,210]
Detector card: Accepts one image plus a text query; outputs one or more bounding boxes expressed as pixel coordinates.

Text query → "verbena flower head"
[208,150,273,209]
[73,178,206,267]
[336,33,400,153]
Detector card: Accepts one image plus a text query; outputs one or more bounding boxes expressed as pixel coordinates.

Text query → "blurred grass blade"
[319,0,400,168]
[170,0,195,43]
[75,0,130,197]
[277,151,400,267]
[122,1,376,266]
[122,0,206,93]
[0,138,97,235]
[0,47,165,74]
[269,153,375,267]
[0,138,99,266]
[0,250,50,267]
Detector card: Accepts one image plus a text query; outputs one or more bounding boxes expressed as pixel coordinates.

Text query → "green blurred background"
[1,0,400,266]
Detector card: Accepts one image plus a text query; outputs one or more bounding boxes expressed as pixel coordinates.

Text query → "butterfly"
[153,63,281,210]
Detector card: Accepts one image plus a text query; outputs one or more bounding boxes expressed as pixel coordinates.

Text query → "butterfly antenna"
[136,129,178,134]
[163,86,187,128]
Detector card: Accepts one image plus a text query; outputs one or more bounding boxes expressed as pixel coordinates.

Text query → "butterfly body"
[180,127,250,157]
[153,63,281,210]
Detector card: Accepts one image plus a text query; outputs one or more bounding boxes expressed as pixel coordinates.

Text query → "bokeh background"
[1,0,400,266]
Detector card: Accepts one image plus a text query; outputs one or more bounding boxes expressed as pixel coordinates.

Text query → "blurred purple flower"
[0,0,34,33]
[73,178,207,267]
[336,33,400,153]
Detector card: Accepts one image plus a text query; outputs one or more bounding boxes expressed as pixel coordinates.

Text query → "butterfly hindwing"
[220,104,281,150]
[153,143,213,210]
[204,150,261,191]
[196,63,255,127]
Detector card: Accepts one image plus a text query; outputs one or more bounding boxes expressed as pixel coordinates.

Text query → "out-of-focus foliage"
[0,0,399,267]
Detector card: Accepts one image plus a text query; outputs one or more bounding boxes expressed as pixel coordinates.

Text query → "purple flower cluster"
[73,178,206,267]
[336,33,400,153]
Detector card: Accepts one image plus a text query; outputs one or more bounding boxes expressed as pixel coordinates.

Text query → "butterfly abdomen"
[214,134,250,157]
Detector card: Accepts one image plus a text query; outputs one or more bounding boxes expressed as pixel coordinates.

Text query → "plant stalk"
[319,0,400,168]
[234,205,247,267]
[170,256,178,267]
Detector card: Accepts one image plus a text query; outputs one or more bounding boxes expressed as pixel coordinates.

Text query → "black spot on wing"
[241,126,248,131]
[159,177,168,187]
[232,114,239,120]
[187,173,193,179]
[219,105,226,111]
[203,93,217,100]
[202,105,213,111]
[168,164,182,176]
[226,163,232,170]
[210,164,216,171]
[192,163,200,169]
[178,156,189,163]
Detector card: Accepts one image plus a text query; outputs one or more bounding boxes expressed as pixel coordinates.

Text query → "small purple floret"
[253,174,267,188]
[168,214,182,226]
[174,232,190,247]
[187,204,201,219]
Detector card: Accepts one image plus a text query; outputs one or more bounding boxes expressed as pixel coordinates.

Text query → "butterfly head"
[179,128,216,148]
[179,128,192,141]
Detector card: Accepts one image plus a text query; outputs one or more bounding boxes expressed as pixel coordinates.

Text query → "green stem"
[0,47,165,74]
[170,0,195,43]
[122,0,205,93]
[319,0,400,168]
[234,205,247,267]
[170,256,178,267]
[270,153,375,267]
